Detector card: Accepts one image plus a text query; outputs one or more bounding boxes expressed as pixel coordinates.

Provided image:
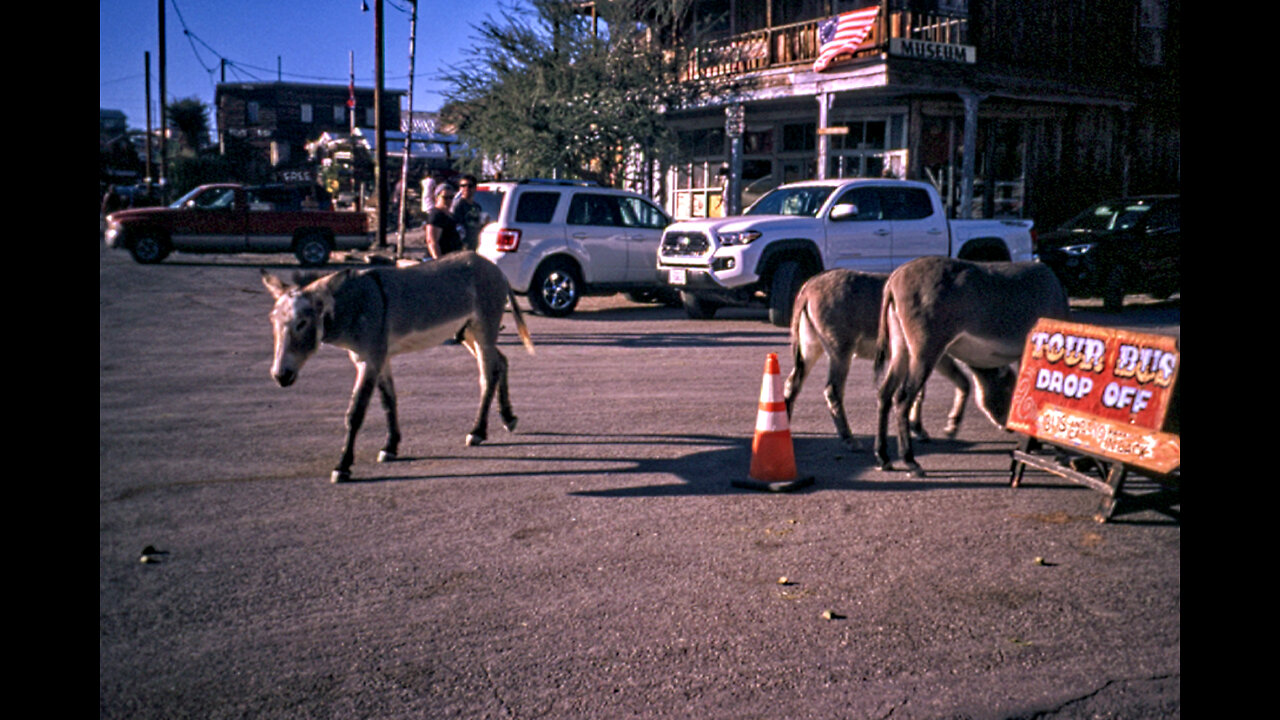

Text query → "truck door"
[825,185,893,272]
[883,186,948,267]
[179,186,247,252]
[566,193,629,283]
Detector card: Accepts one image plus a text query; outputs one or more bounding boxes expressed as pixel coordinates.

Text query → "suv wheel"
[295,233,332,267]
[681,292,721,320]
[768,260,808,327]
[129,235,170,264]
[529,260,581,317]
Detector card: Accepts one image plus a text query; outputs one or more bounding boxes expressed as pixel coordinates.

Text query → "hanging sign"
[1005,319,1180,475]
[889,38,976,63]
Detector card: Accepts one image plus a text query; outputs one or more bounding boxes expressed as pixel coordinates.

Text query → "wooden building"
[659,0,1179,227]
[215,82,405,183]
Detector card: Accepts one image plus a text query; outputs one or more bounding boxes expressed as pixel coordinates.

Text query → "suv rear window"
[515,191,561,223]
[473,189,505,221]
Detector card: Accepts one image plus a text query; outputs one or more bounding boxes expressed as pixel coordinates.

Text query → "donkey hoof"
[377,450,397,463]
[503,416,518,433]
[331,470,352,484]
[904,464,926,478]
[466,433,485,447]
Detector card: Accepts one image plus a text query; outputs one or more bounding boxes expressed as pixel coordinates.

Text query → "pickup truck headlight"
[718,230,761,246]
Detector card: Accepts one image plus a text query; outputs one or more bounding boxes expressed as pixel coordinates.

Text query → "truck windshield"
[746,187,834,217]
[169,186,236,210]
[1061,200,1152,232]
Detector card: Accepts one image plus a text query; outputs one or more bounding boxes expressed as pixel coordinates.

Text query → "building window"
[334,105,346,124]
[827,115,907,179]
[246,101,260,125]
[1137,0,1167,66]
[783,123,815,152]
[301,104,313,123]
[366,108,376,127]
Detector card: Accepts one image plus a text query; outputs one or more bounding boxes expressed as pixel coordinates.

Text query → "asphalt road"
[100,246,1180,719]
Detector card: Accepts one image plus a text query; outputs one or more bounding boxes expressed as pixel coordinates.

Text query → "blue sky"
[100,0,507,132]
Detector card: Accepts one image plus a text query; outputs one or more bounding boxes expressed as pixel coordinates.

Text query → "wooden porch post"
[817,91,832,180]
[958,91,984,219]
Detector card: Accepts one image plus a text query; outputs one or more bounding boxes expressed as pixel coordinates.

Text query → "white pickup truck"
[656,178,1037,325]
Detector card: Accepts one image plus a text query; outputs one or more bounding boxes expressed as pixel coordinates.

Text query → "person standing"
[450,175,484,251]
[425,183,463,259]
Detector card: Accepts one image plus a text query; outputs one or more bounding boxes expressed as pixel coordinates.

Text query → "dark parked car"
[1036,195,1179,312]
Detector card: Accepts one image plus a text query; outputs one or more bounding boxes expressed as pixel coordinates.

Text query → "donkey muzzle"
[273,369,298,387]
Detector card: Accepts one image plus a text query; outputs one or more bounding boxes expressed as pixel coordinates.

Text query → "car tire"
[1102,264,1126,313]
[129,235,170,264]
[681,292,721,320]
[768,260,808,327]
[295,233,332,267]
[529,260,581,317]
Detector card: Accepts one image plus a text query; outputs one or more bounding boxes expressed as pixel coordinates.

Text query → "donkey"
[783,269,972,451]
[873,257,1069,477]
[261,252,535,483]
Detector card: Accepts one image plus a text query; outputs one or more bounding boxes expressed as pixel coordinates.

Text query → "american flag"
[812,6,880,73]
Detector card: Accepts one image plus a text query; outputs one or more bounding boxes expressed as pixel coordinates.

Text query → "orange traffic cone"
[734,353,814,492]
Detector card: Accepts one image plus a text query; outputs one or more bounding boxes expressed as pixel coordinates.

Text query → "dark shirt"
[426,206,464,256]
[451,196,484,251]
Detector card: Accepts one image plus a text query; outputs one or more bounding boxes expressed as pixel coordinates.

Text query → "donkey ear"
[261,270,290,298]
[325,268,357,293]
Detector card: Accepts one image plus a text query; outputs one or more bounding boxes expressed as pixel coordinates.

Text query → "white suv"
[474,179,675,317]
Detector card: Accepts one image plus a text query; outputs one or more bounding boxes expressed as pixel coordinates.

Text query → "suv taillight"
[1030,228,1039,255]
[496,228,521,252]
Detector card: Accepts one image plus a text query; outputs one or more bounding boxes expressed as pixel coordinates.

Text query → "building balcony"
[678,7,968,82]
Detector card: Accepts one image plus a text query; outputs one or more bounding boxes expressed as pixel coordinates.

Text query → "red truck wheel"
[294,233,332,267]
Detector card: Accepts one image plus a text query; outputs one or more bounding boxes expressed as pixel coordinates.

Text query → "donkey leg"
[896,352,941,477]
[466,344,501,446]
[375,364,401,462]
[493,350,518,432]
[822,352,860,450]
[335,359,379,483]
[908,383,930,441]
[933,355,971,438]
[874,360,903,471]
[783,316,820,418]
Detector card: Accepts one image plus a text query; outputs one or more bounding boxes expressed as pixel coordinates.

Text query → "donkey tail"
[873,287,894,379]
[508,288,535,355]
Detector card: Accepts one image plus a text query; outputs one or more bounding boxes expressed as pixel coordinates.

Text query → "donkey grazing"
[874,257,1068,477]
[262,252,535,483]
[783,269,972,450]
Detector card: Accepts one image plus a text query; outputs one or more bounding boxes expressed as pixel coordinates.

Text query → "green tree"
[440,0,718,187]
[166,97,212,157]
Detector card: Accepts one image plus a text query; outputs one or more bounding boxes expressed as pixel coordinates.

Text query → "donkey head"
[261,269,351,387]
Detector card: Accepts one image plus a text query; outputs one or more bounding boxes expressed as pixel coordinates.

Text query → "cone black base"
[732,476,815,493]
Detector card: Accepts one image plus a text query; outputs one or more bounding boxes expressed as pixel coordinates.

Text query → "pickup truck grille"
[660,231,711,257]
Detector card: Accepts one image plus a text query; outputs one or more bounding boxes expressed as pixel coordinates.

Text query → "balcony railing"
[678,9,969,82]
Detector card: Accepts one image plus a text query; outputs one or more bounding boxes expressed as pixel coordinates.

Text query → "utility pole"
[348,51,355,136]
[396,0,418,258]
[144,52,153,196]
[158,0,167,203]
[374,0,388,248]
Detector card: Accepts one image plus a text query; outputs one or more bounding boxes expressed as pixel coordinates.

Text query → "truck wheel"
[529,260,580,317]
[129,235,170,264]
[768,260,807,327]
[295,233,332,267]
[681,292,721,320]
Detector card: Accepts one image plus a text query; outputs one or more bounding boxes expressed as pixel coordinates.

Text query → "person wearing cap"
[425,183,464,259]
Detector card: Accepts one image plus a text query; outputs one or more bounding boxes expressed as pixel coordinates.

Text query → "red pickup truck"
[103,183,373,267]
